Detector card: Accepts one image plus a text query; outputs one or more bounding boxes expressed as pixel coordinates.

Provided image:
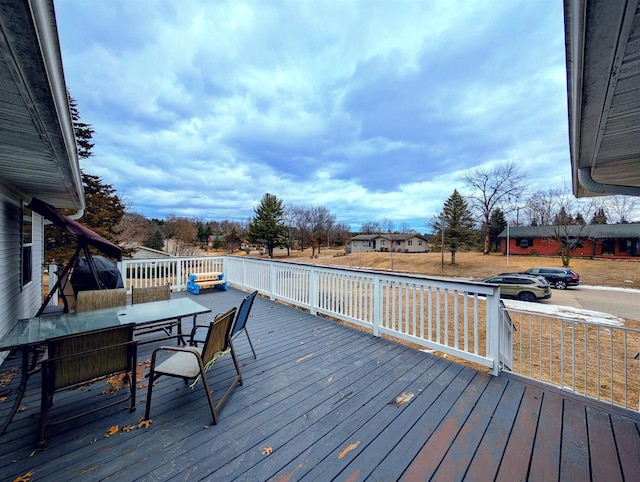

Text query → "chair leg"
[198,364,219,426]
[244,327,257,359]
[37,375,51,447]
[144,371,158,420]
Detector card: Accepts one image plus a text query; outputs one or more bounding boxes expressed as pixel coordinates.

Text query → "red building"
[498,224,640,259]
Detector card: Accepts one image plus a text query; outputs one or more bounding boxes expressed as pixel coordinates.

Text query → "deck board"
[1,288,639,481]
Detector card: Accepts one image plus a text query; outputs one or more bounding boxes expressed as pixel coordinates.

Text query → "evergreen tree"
[45,96,125,262]
[68,95,94,160]
[247,193,287,258]
[441,190,476,264]
[145,230,165,251]
[574,212,586,225]
[590,208,607,224]
[488,208,507,252]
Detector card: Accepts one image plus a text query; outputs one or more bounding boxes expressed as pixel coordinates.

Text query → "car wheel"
[555,280,567,290]
[518,291,537,302]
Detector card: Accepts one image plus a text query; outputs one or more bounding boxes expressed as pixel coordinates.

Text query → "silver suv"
[523,267,580,290]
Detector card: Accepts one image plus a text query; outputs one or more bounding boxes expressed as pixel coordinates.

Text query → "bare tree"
[163,215,197,256]
[116,212,152,244]
[360,220,382,234]
[604,195,638,223]
[461,161,527,254]
[380,218,395,233]
[527,186,598,266]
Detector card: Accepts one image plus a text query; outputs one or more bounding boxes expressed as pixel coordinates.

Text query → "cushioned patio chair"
[231,290,258,359]
[131,285,182,344]
[76,288,127,312]
[38,324,137,446]
[144,307,242,426]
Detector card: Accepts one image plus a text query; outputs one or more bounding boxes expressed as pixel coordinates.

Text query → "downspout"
[578,168,640,196]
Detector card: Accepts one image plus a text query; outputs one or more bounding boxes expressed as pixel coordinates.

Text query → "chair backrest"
[76,288,127,313]
[45,325,135,390]
[131,284,170,304]
[231,291,258,337]
[201,308,236,365]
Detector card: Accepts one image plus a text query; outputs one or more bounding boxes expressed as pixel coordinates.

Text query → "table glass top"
[0,298,211,350]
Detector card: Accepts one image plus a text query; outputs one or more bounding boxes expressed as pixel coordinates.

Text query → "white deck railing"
[118,255,505,375]
[503,306,640,411]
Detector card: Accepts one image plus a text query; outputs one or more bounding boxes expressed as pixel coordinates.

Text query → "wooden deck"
[1,288,639,481]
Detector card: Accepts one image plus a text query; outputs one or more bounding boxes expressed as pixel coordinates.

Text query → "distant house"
[498,224,640,259]
[349,233,430,254]
[123,244,173,259]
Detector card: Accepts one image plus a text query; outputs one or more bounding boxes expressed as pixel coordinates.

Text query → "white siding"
[0,188,43,343]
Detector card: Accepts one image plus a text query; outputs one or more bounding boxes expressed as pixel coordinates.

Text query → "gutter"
[30,0,85,215]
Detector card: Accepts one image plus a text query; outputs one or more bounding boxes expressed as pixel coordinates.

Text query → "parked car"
[523,267,580,290]
[482,274,552,302]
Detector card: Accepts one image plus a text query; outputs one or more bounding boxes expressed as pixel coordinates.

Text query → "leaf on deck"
[326,376,333,383]
[104,425,120,437]
[296,354,313,363]
[393,392,415,407]
[12,469,34,482]
[122,424,136,432]
[0,396,8,403]
[338,441,360,459]
[1,366,19,387]
[262,446,273,456]
[138,419,152,429]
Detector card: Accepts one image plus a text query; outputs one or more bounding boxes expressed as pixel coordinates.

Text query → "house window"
[395,240,401,246]
[602,239,615,255]
[518,238,534,248]
[408,240,413,246]
[418,240,422,245]
[22,206,33,286]
[381,240,386,245]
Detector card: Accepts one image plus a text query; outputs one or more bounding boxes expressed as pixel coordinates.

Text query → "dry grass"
[279,249,640,289]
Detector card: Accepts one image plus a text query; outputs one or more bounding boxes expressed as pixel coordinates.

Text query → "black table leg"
[0,348,30,435]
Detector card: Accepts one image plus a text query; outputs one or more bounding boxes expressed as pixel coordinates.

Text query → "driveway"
[540,285,640,322]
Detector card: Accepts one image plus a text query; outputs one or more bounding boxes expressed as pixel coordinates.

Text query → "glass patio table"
[0,297,211,435]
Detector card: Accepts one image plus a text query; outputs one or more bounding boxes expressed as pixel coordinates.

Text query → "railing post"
[309,267,318,315]
[269,262,276,300]
[486,289,500,376]
[177,260,183,292]
[48,263,58,306]
[373,274,382,337]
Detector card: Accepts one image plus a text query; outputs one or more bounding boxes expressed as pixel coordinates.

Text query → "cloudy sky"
[54,0,570,232]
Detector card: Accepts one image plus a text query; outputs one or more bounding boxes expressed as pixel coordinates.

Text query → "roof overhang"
[0,0,83,210]
[564,0,640,197]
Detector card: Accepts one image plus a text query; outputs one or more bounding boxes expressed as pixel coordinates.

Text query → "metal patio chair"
[38,324,137,446]
[131,285,182,344]
[144,307,242,426]
[231,290,258,359]
[75,288,127,312]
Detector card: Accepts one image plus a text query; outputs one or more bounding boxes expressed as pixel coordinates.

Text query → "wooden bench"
[186,272,228,294]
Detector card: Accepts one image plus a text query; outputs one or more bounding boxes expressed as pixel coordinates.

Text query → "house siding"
[0,189,43,347]
[501,236,640,259]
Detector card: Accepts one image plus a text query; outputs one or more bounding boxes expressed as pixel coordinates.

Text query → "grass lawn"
[278,249,640,290]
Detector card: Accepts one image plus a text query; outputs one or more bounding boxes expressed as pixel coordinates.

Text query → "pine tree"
[247,193,287,258]
[590,208,607,224]
[441,190,476,264]
[145,230,165,251]
[45,96,125,262]
[488,208,507,252]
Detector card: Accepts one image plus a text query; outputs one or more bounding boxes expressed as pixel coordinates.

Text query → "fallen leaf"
[18,405,26,412]
[0,367,19,387]
[338,441,360,459]
[28,449,37,458]
[0,396,7,403]
[262,446,273,456]
[394,392,415,407]
[122,424,136,432]
[138,419,152,429]
[12,469,34,482]
[104,425,120,437]
[296,354,313,363]
[327,377,333,383]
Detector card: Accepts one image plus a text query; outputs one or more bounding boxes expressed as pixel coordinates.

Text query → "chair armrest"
[189,324,210,346]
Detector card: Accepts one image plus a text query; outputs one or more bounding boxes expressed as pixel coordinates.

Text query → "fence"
[118,255,505,375]
[503,306,640,411]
